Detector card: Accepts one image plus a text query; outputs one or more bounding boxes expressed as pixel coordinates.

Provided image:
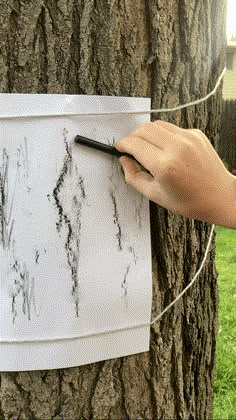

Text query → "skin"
[115,120,236,229]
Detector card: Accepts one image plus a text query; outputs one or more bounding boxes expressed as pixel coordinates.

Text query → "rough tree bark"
[0,0,226,418]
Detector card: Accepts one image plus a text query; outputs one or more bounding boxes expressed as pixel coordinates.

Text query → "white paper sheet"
[0,94,152,371]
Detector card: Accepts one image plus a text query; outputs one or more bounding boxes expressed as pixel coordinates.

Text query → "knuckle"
[115,137,131,152]
[149,162,159,175]
[114,139,123,151]
[175,138,194,156]
[160,161,179,181]
[182,140,193,152]
[153,119,168,127]
[130,121,152,137]
[195,128,203,135]
[194,128,203,135]
[189,128,204,138]
[188,128,205,141]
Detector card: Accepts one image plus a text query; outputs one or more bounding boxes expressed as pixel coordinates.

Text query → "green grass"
[213,226,236,420]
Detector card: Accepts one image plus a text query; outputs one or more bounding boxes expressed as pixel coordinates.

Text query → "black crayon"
[74,135,150,174]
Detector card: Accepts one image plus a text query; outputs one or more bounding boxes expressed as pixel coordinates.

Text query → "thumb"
[118,156,154,198]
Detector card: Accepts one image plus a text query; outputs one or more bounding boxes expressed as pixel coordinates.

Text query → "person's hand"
[115,120,236,228]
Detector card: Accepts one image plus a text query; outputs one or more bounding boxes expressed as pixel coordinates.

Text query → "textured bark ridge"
[0,0,226,418]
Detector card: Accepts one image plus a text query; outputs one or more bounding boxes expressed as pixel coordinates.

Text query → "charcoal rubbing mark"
[16,137,31,191]
[108,154,122,183]
[77,175,86,198]
[75,166,92,206]
[20,137,29,179]
[52,129,72,234]
[24,137,29,178]
[52,129,84,317]
[135,195,144,229]
[121,264,130,306]
[110,191,122,251]
[0,148,16,249]
[10,260,40,323]
[63,210,80,316]
[35,249,40,264]
[70,195,83,316]
[110,137,116,146]
[128,245,138,264]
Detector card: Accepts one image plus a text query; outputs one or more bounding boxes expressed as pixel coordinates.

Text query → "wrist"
[228,175,236,228]
[216,174,236,229]
[197,173,236,228]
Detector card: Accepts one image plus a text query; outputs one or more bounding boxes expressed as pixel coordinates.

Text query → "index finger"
[115,135,162,175]
[127,121,180,151]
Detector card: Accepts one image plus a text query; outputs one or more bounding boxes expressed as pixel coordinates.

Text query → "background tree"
[220,99,236,171]
[0,0,226,418]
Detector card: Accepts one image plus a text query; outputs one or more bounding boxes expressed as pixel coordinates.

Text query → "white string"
[0,68,226,120]
[0,68,222,344]
[0,224,215,344]
[150,223,215,324]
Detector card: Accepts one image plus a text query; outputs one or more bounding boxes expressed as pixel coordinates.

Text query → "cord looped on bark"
[0,68,226,119]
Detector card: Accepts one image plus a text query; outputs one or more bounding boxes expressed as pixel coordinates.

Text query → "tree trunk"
[0,0,226,418]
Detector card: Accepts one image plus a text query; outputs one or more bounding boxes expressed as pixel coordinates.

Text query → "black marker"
[74,135,150,173]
